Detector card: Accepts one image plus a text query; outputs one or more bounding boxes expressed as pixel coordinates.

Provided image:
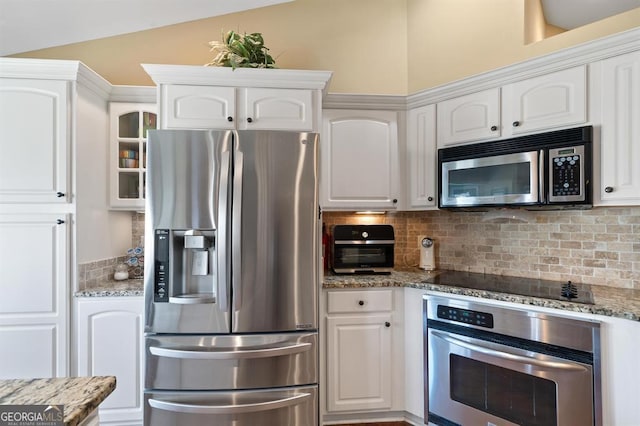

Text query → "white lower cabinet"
[75,297,144,425]
[0,214,69,379]
[323,288,404,419]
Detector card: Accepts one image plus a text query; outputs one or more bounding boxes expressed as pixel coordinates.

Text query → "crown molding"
[109,85,157,103]
[323,93,406,110]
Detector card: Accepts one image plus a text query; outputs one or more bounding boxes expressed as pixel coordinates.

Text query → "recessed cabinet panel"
[0,79,69,203]
[503,66,586,135]
[244,88,314,130]
[407,104,437,209]
[0,325,57,379]
[598,51,640,204]
[0,215,67,314]
[437,88,501,147]
[76,298,144,424]
[163,85,235,129]
[326,315,392,412]
[321,110,399,209]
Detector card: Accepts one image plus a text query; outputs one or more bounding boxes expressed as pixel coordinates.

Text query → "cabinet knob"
[227,116,233,122]
[56,192,65,198]
[392,199,398,204]
[490,125,498,131]
[247,117,253,123]
[56,219,65,225]
[427,196,434,202]
[512,121,521,127]
[358,300,364,306]
[604,186,614,193]
[385,322,391,328]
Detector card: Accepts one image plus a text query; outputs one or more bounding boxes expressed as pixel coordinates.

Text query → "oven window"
[448,162,531,197]
[336,247,388,265]
[450,354,557,426]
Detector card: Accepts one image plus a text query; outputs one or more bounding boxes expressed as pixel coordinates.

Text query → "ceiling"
[541,0,640,30]
[0,0,638,57]
[0,0,293,56]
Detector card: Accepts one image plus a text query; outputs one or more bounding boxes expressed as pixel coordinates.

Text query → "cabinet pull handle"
[490,125,498,131]
[358,300,364,306]
[392,198,398,204]
[227,116,233,122]
[56,219,65,225]
[56,192,65,198]
[427,196,434,202]
[512,121,521,127]
[385,322,391,327]
[247,117,253,123]
[604,186,614,193]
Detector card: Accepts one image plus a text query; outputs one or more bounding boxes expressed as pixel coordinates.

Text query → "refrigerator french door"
[143,130,319,426]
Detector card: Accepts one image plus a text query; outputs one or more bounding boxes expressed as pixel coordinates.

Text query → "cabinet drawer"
[326,289,392,313]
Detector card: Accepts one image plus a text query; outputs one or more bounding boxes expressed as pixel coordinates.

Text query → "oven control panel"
[437,305,494,328]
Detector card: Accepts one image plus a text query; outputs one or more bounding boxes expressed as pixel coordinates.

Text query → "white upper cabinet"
[436,66,587,147]
[502,66,587,136]
[407,104,437,209]
[437,88,501,147]
[142,64,332,132]
[0,79,70,203]
[596,51,640,205]
[321,109,399,210]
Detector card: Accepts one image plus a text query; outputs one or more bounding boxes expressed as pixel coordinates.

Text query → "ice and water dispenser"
[153,228,217,304]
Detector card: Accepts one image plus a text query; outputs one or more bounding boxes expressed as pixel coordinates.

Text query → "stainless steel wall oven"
[424,296,602,426]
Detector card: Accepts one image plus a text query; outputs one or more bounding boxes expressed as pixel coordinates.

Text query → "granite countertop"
[0,376,116,426]
[75,279,143,297]
[323,269,640,321]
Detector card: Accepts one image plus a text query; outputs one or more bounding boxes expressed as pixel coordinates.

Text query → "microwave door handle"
[432,330,588,371]
[217,150,231,312]
[148,393,311,414]
[232,150,243,311]
[539,149,546,204]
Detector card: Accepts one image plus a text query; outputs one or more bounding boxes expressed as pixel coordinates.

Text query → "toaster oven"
[331,225,394,274]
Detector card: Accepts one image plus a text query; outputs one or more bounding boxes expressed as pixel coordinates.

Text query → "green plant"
[206,30,276,69]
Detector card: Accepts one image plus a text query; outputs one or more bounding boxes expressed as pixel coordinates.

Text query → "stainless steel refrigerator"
[143,130,319,426]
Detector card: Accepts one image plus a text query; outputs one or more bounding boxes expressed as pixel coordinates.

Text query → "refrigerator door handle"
[217,150,231,312]
[148,392,311,414]
[149,341,311,360]
[232,150,244,311]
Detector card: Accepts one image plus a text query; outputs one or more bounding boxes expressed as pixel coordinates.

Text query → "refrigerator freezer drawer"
[145,332,317,390]
[144,386,317,426]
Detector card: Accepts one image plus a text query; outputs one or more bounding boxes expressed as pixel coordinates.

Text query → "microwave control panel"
[549,145,585,202]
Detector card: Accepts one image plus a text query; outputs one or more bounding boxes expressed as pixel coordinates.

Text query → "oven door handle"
[432,330,589,371]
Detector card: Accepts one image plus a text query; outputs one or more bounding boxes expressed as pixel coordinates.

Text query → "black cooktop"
[424,270,594,305]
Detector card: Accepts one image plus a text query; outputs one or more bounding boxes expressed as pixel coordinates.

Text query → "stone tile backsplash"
[323,206,640,289]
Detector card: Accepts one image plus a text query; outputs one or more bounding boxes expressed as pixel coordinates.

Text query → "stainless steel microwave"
[438,126,593,209]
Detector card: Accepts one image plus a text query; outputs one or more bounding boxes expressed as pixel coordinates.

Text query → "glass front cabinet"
[109,103,157,209]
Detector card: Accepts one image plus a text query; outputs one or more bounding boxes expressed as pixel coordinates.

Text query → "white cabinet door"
[162,85,236,129]
[407,104,437,209]
[503,66,587,136]
[242,88,314,131]
[0,79,70,203]
[321,110,399,210]
[0,214,69,379]
[403,288,427,421]
[326,314,392,412]
[161,85,316,131]
[598,51,640,205]
[76,297,144,425]
[437,88,501,147]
